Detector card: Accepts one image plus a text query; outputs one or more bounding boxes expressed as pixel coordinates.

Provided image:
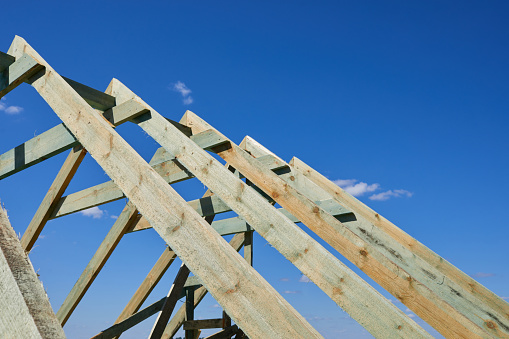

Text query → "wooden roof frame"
[0,36,507,338]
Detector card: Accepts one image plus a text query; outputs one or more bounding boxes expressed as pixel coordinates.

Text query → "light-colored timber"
[0,206,66,338]
[1,35,507,339]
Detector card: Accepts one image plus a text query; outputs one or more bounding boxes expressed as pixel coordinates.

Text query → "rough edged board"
[0,205,66,338]
[8,36,321,339]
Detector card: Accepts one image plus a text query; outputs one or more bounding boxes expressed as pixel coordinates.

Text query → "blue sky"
[1,1,508,338]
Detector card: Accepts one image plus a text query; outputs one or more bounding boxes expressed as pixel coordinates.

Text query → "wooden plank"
[21,145,86,252]
[149,264,190,339]
[176,111,432,338]
[241,135,503,338]
[10,37,320,339]
[0,205,66,338]
[107,79,430,338]
[62,76,115,111]
[204,325,239,339]
[112,247,177,332]
[184,319,224,330]
[56,203,139,325]
[0,124,79,180]
[161,234,245,339]
[91,297,166,339]
[0,52,44,98]
[0,99,148,181]
[0,51,15,72]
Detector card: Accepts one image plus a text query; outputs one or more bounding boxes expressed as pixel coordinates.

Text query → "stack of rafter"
[0,36,508,339]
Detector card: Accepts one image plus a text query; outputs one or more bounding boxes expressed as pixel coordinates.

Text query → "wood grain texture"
[21,146,86,252]
[0,206,66,338]
[291,156,509,338]
[9,36,320,339]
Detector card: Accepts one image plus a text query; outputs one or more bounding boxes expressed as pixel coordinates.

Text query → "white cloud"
[407,313,416,318]
[4,106,23,115]
[369,189,413,201]
[283,290,300,294]
[502,297,509,300]
[79,206,105,219]
[471,272,495,278]
[299,275,311,283]
[110,215,118,220]
[172,81,193,105]
[279,277,290,282]
[0,99,23,115]
[211,304,221,308]
[332,179,379,197]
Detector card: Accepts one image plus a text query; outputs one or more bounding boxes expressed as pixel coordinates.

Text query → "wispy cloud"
[369,189,413,201]
[502,297,509,300]
[332,179,379,197]
[332,178,413,201]
[171,81,193,105]
[299,275,311,283]
[110,215,118,220]
[79,206,105,219]
[471,272,495,278]
[283,290,300,294]
[0,98,24,115]
[279,277,290,282]
[211,303,221,308]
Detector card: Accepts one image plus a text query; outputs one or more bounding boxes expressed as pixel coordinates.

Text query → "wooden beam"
[185,286,196,339]
[160,234,245,339]
[21,145,86,251]
[176,111,431,338]
[184,319,224,330]
[10,37,320,339]
[240,135,502,338]
[0,51,15,72]
[0,205,66,338]
[62,76,115,111]
[91,297,166,339]
[0,99,149,181]
[204,325,240,339]
[149,264,191,339]
[56,203,139,325]
[0,124,79,180]
[0,52,43,98]
[112,247,177,331]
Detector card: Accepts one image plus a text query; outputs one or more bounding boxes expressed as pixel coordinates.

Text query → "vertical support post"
[185,286,196,339]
